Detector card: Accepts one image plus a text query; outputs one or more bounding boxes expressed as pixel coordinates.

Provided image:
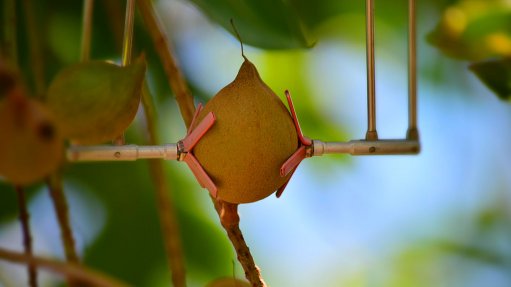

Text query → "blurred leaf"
[437,240,509,266]
[428,0,511,61]
[470,59,511,101]
[46,56,146,144]
[186,0,313,49]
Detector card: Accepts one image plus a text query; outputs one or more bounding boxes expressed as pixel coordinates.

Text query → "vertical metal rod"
[407,0,419,140]
[114,0,136,145]
[365,0,378,140]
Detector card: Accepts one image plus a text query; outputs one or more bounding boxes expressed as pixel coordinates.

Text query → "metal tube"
[365,0,378,140]
[407,0,419,140]
[66,144,178,162]
[313,140,420,156]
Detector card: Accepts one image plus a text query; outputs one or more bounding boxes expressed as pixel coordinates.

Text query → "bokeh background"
[1,0,511,286]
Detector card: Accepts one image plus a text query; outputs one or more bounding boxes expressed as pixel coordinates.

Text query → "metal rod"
[67,144,178,162]
[407,0,419,140]
[313,140,420,156]
[365,0,378,140]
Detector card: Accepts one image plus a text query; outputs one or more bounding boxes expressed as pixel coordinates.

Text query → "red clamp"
[277,90,313,198]
[178,103,218,197]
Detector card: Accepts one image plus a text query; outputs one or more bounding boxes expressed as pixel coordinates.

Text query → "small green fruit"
[192,58,297,203]
[47,56,146,144]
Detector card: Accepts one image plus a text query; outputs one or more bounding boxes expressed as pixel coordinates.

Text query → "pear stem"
[80,0,94,62]
[230,19,247,60]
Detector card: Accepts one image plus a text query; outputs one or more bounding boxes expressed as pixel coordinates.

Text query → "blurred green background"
[1,0,511,286]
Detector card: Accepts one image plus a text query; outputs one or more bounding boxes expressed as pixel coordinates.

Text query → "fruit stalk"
[15,186,38,287]
[141,83,187,287]
[212,199,266,287]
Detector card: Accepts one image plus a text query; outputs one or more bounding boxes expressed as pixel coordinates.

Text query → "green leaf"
[186,0,313,49]
[46,56,146,144]
[206,278,250,287]
[427,1,511,61]
[470,59,511,101]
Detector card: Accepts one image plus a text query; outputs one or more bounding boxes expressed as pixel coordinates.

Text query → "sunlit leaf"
[428,0,511,61]
[186,0,313,49]
[47,56,146,144]
[470,59,511,101]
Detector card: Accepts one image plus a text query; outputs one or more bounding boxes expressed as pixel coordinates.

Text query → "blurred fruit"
[0,82,63,185]
[46,56,146,144]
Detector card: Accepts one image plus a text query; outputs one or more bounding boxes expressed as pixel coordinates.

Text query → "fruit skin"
[46,56,146,144]
[0,88,63,185]
[192,59,298,204]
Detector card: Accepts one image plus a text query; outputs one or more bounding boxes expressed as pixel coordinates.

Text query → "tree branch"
[212,199,266,287]
[15,186,38,287]
[0,247,129,287]
[141,83,187,287]
[80,0,94,62]
[136,0,196,127]
[47,173,80,264]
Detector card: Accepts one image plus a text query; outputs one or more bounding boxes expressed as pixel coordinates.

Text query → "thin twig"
[47,173,80,264]
[141,83,187,287]
[3,0,18,69]
[0,247,130,287]
[80,0,94,62]
[21,0,45,98]
[212,199,266,287]
[114,0,136,145]
[15,186,38,287]
[136,0,196,127]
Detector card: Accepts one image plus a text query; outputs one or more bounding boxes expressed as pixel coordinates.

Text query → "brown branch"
[80,0,94,62]
[0,247,130,287]
[136,0,196,127]
[212,199,266,287]
[15,186,38,287]
[3,0,18,68]
[21,0,45,98]
[47,173,80,264]
[141,83,187,287]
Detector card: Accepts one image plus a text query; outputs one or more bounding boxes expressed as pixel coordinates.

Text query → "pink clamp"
[178,104,218,197]
[277,90,313,198]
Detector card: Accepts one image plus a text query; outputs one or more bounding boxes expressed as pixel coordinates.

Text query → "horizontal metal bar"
[67,144,178,162]
[313,139,420,156]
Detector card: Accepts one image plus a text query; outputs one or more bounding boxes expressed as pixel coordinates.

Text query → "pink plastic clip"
[277,90,312,198]
[178,105,218,197]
